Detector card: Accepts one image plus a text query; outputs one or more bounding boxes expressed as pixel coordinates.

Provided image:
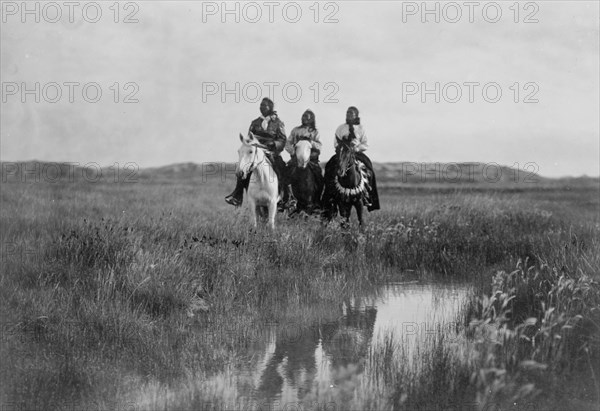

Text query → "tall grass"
[372,225,600,410]
[464,238,600,410]
[1,175,598,409]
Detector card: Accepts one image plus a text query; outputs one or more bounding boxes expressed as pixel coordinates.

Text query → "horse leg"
[339,204,350,228]
[321,185,336,222]
[341,217,350,230]
[257,206,269,221]
[248,196,257,228]
[355,202,364,226]
[267,198,277,230]
[305,193,314,214]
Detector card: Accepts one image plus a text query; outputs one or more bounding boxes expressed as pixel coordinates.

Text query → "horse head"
[237,132,268,179]
[294,139,312,169]
[336,137,361,186]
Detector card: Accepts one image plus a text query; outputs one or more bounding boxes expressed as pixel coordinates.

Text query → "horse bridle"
[337,139,356,177]
[247,145,266,173]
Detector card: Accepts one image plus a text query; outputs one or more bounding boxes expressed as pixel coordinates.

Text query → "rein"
[247,146,266,173]
[337,140,356,177]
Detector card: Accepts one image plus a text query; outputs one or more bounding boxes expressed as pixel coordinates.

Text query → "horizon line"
[1,159,599,180]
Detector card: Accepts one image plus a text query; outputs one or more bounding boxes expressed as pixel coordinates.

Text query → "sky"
[1,1,599,177]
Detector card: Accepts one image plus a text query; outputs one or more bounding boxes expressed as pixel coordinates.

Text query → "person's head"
[260,98,275,117]
[301,109,316,130]
[346,106,360,125]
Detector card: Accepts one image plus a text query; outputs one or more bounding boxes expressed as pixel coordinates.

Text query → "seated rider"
[322,106,380,211]
[225,97,288,208]
[285,109,324,202]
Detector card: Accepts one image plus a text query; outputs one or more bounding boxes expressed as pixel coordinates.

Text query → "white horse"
[237,132,279,230]
[295,140,312,169]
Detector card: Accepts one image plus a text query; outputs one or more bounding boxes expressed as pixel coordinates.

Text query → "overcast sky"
[2,1,599,177]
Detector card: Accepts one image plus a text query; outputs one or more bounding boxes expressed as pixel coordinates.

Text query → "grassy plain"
[1,162,598,410]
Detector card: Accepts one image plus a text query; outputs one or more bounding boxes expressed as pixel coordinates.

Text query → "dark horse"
[288,140,324,215]
[323,138,373,226]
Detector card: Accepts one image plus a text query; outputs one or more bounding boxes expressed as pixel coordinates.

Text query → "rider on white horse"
[225,98,288,208]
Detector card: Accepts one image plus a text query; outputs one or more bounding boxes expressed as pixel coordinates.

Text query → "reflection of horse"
[288,140,324,214]
[256,324,319,402]
[255,302,377,403]
[324,138,373,226]
[320,302,378,371]
[237,132,279,230]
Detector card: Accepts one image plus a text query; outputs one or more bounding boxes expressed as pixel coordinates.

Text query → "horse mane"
[337,139,355,177]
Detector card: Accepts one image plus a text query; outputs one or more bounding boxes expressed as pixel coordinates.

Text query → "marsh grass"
[1,173,599,409]
[463,240,600,409]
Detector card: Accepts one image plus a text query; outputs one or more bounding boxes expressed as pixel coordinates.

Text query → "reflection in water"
[254,302,379,405]
[207,283,468,407]
[257,323,319,402]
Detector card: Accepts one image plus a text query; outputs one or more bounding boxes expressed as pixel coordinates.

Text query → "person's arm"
[249,117,275,142]
[311,130,322,151]
[252,117,284,152]
[249,118,270,140]
[248,119,258,136]
[354,126,369,152]
[277,120,287,150]
[334,124,344,150]
[285,128,297,156]
[272,119,287,153]
[309,130,322,161]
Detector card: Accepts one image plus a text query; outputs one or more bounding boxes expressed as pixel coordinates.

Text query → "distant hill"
[138,161,544,186]
[1,161,598,190]
[374,162,547,184]
[141,161,547,183]
[144,162,203,176]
